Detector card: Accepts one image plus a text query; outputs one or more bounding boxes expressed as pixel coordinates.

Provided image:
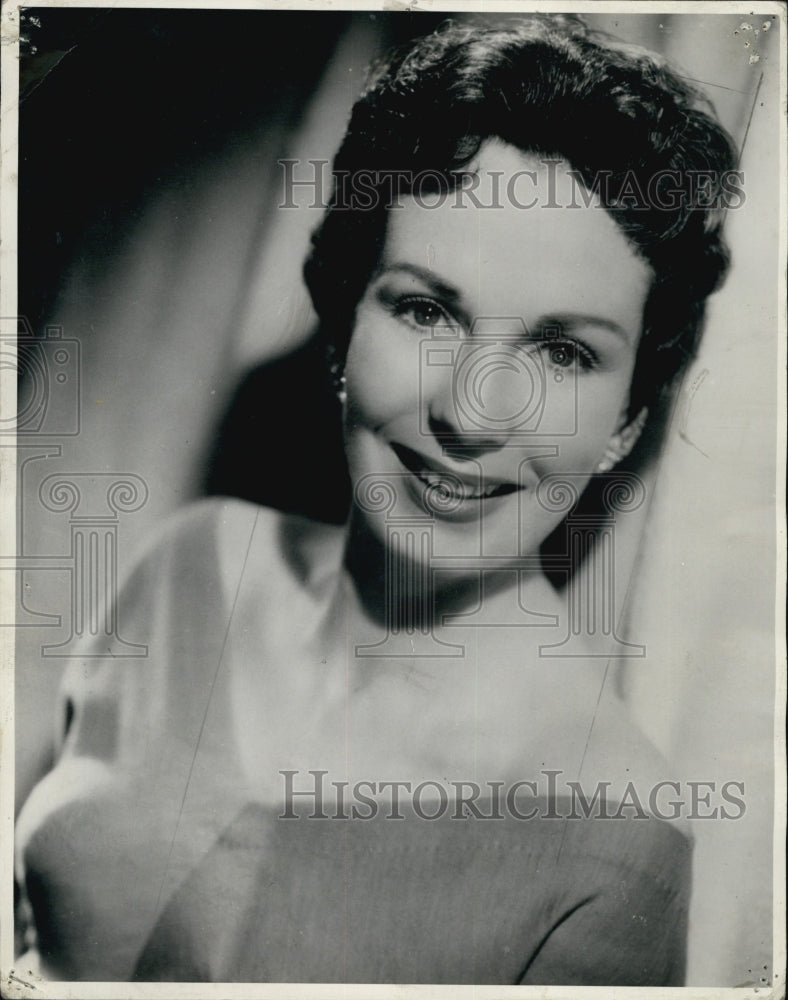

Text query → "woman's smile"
[343,141,652,562]
[390,441,522,503]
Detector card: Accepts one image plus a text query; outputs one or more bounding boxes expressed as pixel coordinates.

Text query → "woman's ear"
[595,407,649,473]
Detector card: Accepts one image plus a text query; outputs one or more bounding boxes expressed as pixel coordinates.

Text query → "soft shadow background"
[13,9,779,986]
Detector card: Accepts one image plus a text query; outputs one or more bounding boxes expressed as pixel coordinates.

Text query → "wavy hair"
[304,15,738,416]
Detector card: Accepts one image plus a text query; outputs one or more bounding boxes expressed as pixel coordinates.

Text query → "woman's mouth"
[390,442,520,502]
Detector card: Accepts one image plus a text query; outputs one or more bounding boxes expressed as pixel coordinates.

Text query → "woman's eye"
[548,343,575,368]
[396,298,452,329]
[540,339,596,372]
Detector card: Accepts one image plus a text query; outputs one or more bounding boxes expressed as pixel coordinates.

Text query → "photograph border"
[1,2,785,998]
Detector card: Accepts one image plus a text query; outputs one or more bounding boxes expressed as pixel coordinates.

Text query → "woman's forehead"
[378,141,652,336]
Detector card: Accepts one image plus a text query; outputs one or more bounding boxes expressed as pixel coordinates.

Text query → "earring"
[327,348,346,406]
[335,373,347,406]
[595,407,648,473]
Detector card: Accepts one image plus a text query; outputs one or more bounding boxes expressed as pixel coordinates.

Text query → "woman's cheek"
[345,314,420,427]
[562,374,636,467]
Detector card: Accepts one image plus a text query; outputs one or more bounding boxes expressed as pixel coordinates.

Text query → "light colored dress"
[15,499,692,985]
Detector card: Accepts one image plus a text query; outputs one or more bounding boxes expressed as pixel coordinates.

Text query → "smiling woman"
[15,13,745,987]
[343,147,651,564]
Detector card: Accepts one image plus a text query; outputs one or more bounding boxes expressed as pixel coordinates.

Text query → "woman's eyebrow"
[543,313,632,344]
[376,265,633,343]
[376,262,463,306]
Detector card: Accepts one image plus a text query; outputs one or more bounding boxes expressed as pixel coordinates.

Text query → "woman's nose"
[426,342,542,456]
[426,408,509,457]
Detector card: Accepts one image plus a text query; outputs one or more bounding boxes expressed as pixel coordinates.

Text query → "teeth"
[416,470,501,501]
[392,444,514,502]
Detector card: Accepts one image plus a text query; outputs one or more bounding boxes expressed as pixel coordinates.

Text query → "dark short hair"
[304,15,737,417]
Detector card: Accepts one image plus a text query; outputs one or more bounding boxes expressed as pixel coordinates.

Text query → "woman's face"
[343,141,652,564]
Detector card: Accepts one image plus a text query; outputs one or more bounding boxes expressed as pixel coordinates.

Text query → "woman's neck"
[341,507,555,642]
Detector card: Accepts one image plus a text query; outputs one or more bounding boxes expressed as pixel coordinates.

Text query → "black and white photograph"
[0,1,785,994]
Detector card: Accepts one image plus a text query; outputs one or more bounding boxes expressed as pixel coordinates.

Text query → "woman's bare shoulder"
[572,690,692,836]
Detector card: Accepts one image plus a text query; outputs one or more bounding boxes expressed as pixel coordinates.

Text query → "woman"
[15,15,737,985]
